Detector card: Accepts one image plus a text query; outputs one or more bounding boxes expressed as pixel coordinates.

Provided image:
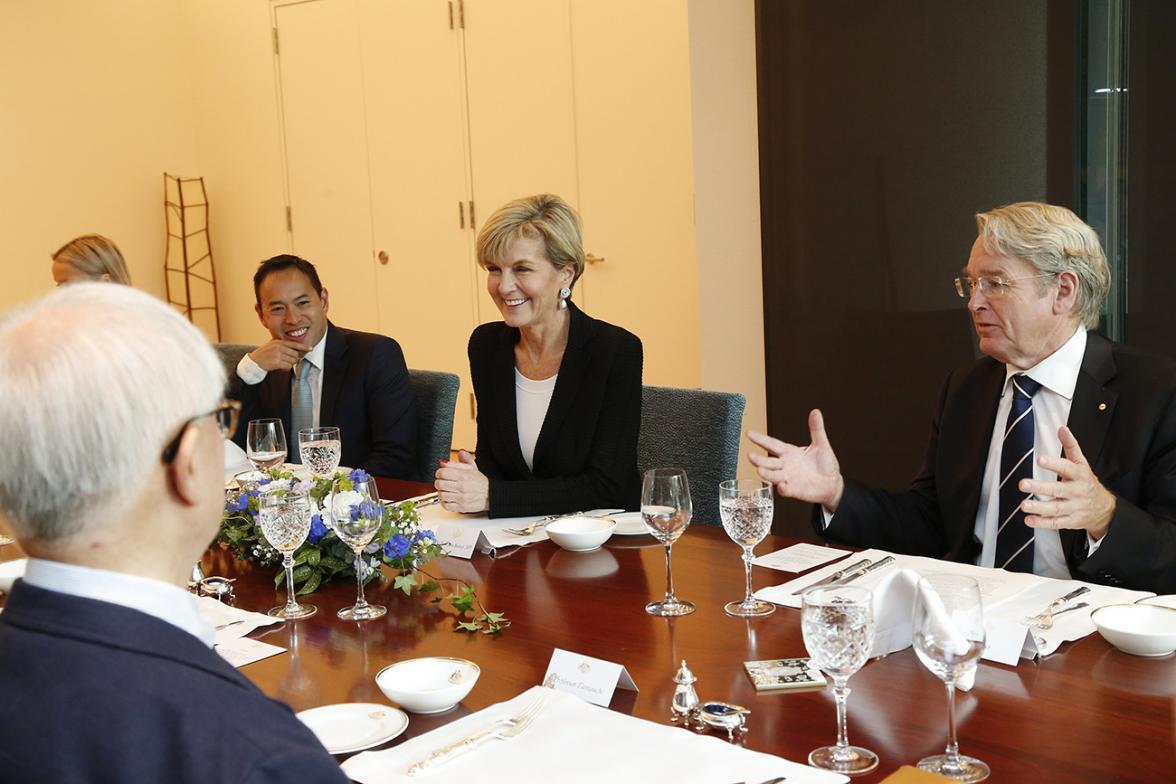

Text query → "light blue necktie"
[291,358,314,463]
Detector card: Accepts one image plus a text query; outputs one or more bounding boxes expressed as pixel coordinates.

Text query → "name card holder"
[542,648,638,707]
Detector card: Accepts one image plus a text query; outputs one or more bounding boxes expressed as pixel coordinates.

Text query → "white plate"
[1136,595,1176,610]
[611,512,651,536]
[296,703,408,755]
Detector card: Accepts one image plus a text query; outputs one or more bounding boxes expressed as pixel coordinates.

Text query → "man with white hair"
[749,202,1176,594]
[0,284,347,782]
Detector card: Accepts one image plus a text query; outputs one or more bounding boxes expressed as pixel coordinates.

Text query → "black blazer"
[0,581,348,784]
[819,333,1176,594]
[470,301,643,517]
[231,322,417,479]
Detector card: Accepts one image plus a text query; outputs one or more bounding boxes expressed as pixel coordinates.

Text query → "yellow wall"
[688,0,766,477]
[0,0,200,311]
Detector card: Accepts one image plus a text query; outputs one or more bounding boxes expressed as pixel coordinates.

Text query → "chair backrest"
[212,343,256,378]
[408,368,460,483]
[637,385,746,525]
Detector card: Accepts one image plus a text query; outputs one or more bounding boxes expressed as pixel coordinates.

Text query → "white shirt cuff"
[236,352,267,385]
[820,507,834,529]
[1086,531,1104,556]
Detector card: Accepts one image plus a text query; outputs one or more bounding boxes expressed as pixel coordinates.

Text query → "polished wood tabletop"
[4,477,1174,782]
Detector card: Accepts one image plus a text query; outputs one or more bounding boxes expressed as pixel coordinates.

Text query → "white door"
[361,0,481,450]
[273,0,379,332]
[569,0,700,388]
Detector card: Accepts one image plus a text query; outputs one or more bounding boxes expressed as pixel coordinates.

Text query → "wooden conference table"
[4,477,1174,781]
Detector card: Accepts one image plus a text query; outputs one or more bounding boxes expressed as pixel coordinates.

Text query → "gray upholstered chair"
[408,369,460,483]
[637,385,746,525]
[212,343,256,377]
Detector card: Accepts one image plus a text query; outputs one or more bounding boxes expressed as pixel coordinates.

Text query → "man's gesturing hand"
[747,409,845,512]
[249,339,307,373]
[1020,425,1116,540]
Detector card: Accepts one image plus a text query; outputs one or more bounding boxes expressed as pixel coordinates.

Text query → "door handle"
[586,253,605,265]
[378,250,389,265]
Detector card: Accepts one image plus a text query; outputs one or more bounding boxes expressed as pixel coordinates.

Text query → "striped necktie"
[291,358,314,463]
[995,374,1042,573]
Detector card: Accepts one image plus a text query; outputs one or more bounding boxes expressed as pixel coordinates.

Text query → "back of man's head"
[0,284,225,547]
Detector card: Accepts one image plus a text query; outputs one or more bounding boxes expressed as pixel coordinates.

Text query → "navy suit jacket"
[819,333,1176,594]
[470,301,643,518]
[0,581,348,784]
[232,322,417,478]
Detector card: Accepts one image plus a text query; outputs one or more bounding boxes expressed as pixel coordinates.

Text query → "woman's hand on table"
[435,450,490,513]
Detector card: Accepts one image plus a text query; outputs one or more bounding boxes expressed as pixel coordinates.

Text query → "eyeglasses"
[953,273,1056,299]
[161,400,242,463]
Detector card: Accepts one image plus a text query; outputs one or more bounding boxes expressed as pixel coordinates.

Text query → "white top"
[22,558,214,647]
[975,326,1102,578]
[237,332,327,428]
[515,368,557,471]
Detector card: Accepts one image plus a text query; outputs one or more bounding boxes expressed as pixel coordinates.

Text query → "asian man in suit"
[749,202,1176,594]
[231,254,417,479]
[0,283,347,783]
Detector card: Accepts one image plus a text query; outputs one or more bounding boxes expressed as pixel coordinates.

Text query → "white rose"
[329,490,363,523]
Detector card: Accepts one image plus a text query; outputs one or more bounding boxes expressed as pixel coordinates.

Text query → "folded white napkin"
[342,687,847,784]
[223,439,251,482]
[0,557,28,593]
[195,596,282,644]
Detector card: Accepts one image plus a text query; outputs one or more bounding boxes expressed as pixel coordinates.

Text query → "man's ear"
[320,287,330,315]
[255,302,265,326]
[167,425,203,508]
[1054,270,1080,316]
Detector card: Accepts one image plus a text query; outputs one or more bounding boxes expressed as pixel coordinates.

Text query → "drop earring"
[558,287,571,310]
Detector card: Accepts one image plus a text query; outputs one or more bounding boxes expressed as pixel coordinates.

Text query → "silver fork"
[406,693,547,775]
[502,514,566,536]
[1031,601,1090,630]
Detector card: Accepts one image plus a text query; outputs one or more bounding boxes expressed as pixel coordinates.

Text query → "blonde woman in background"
[51,234,132,286]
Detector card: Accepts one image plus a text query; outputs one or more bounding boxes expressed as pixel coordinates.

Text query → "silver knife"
[791,558,871,595]
[837,555,896,585]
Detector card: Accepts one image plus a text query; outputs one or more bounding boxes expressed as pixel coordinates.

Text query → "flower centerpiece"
[219,468,508,633]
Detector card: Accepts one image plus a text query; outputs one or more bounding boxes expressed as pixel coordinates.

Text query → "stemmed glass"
[298,426,341,476]
[641,468,695,617]
[801,584,879,775]
[326,476,387,621]
[912,574,989,782]
[719,479,776,617]
[257,489,317,619]
[246,419,287,472]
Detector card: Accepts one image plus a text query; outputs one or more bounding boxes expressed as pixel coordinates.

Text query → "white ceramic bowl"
[545,515,617,552]
[1091,604,1176,657]
[1136,594,1176,611]
[375,657,480,714]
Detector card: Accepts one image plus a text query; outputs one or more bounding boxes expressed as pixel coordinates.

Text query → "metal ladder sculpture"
[164,173,221,341]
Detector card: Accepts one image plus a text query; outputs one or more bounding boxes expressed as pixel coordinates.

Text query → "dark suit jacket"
[0,581,347,784]
[818,333,1176,594]
[231,322,417,479]
[470,302,643,518]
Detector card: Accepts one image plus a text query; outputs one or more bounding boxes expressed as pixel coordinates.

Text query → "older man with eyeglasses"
[749,202,1176,594]
[0,284,347,783]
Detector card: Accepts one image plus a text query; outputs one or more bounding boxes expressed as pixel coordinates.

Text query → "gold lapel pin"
[1098,403,1107,411]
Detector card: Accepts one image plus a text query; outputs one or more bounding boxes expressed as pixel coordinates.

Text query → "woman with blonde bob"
[436,194,643,517]
[51,234,132,286]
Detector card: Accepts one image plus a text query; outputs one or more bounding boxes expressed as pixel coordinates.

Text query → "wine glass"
[257,489,317,619]
[298,426,341,476]
[641,468,695,616]
[246,419,287,473]
[326,476,387,621]
[912,574,989,782]
[801,584,879,775]
[719,479,775,617]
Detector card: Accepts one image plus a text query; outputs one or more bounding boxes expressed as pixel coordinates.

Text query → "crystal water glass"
[641,468,695,616]
[257,489,317,619]
[719,479,775,617]
[298,426,341,476]
[246,418,287,473]
[801,584,879,774]
[327,476,387,621]
[912,574,989,782]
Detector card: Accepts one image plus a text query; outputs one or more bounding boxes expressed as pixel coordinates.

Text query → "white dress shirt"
[975,325,1101,578]
[22,558,214,647]
[515,368,557,471]
[237,333,328,428]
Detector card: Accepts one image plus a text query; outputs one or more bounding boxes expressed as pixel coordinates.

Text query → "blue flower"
[230,493,250,513]
[415,529,435,543]
[258,477,272,486]
[349,468,370,484]
[384,534,411,559]
[358,500,382,520]
[307,514,327,544]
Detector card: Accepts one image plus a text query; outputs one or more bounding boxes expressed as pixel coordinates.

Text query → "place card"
[542,648,638,707]
[215,636,286,668]
[432,522,482,559]
[983,618,1038,665]
[753,543,851,573]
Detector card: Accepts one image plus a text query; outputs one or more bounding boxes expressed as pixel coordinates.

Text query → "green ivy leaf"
[297,571,322,595]
[455,621,483,633]
[393,573,417,595]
